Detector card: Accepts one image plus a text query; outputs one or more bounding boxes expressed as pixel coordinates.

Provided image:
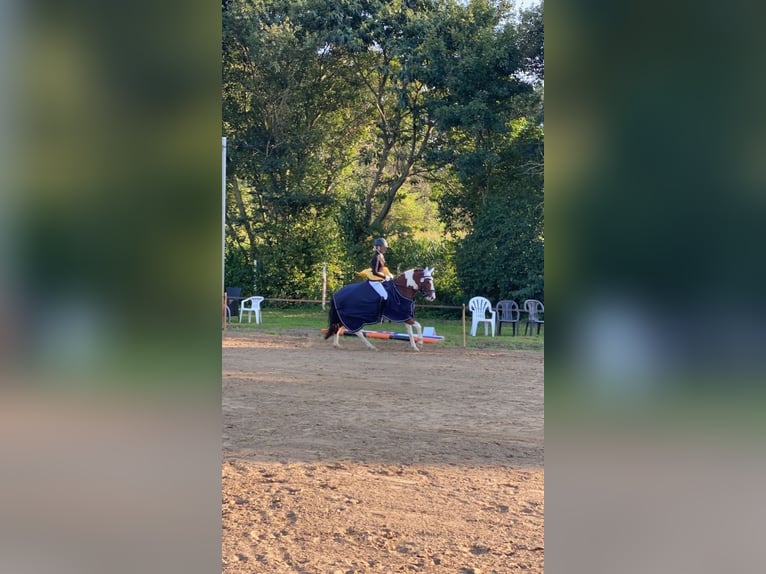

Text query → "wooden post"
[223,292,228,331]
[462,304,466,348]
[222,137,226,299]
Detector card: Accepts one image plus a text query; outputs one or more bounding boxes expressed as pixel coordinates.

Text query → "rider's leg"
[369,280,387,319]
[369,280,388,299]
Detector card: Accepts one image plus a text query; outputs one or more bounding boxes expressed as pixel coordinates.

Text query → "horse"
[324,267,436,351]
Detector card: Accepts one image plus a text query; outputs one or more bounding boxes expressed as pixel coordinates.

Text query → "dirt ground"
[222,330,544,573]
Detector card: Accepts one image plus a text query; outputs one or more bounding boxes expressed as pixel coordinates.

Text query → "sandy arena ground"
[222,330,544,573]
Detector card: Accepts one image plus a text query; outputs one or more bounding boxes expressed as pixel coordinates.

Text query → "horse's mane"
[393,268,422,281]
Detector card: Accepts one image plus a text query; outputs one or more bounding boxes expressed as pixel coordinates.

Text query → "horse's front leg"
[355,331,378,351]
[405,323,420,351]
[412,320,424,347]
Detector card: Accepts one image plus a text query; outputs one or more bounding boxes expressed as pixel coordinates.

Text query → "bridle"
[393,267,436,301]
[418,267,436,301]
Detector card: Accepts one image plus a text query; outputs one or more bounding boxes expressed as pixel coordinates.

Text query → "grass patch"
[227,304,544,352]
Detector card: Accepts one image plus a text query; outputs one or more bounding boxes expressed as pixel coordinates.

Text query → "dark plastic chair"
[225,287,243,320]
[523,299,544,335]
[496,300,520,336]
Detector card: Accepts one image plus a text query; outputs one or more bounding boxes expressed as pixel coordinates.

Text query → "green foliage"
[453,118,544,302]
[223,0,544,302]
[388,236,464,305]
[517,1,544,83]
[422,1,544,303]
[224,242,254,295]
[455,194,544,302]
[223,0,369,297]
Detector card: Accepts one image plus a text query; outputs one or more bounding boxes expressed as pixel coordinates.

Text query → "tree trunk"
[230,175,258,263]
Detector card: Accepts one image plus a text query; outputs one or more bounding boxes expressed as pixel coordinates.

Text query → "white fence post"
[322,262,327,309]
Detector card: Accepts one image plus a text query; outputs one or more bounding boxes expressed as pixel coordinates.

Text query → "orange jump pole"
[321,328,443,343]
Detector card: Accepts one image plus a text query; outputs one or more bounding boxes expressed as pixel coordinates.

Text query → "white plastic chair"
[468,296,496,336]
[239,296,264,324]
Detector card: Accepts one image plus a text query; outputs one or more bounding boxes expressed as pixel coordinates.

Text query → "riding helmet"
[374,237,388,248]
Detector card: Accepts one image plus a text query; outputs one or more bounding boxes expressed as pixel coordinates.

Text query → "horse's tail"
[324,298,341,339]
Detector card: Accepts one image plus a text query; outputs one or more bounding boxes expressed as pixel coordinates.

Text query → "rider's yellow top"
[356,266,392,281]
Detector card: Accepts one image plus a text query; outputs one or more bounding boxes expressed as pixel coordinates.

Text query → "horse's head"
[417,267,436,301]
[396,267,436,301]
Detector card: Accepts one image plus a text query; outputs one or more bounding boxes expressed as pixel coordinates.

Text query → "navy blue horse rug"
[332,281,415,333]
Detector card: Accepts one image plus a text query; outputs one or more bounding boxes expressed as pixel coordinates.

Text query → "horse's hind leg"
[355,331,377,351]
[333,326,344,348]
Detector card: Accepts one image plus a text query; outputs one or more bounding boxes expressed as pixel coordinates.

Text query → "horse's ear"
[425,266,435,275]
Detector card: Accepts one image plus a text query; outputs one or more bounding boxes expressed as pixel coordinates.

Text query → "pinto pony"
[324,267,436,351]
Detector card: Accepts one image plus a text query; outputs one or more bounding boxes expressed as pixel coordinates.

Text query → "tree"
[222,0,544,300]
[454,118,543,302]
[223,0,368,295]
[320,0,442,255]
[420,0,544,302]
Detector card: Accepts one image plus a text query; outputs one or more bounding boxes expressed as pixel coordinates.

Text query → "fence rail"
[263,297,466,311]
[260,297,535,313]
[225,295,541,347]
